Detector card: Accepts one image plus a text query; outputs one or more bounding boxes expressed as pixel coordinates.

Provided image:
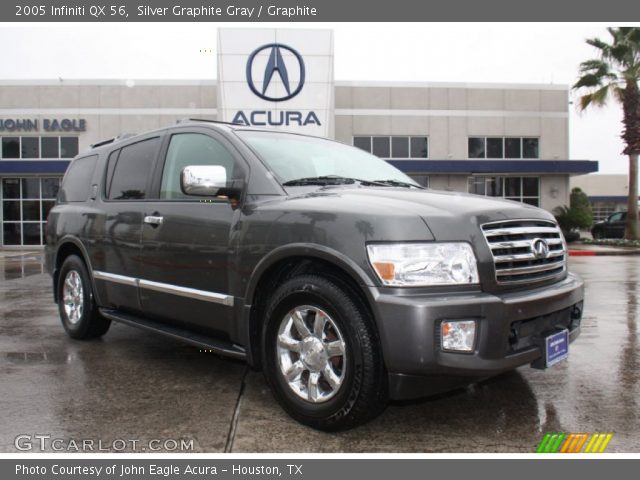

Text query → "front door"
[138,130,246,338]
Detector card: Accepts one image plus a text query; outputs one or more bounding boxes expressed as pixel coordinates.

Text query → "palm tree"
[573,27,640,240]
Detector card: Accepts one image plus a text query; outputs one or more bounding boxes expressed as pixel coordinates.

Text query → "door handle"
[144,215,164,226]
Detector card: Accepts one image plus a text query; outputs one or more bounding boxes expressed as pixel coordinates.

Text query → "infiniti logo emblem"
[531,238,550,259]
[246,43,305,102]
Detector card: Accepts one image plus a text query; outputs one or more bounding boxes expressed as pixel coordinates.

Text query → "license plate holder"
[544,329,569,368]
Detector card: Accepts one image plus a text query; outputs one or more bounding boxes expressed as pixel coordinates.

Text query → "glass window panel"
[21,137,39,159]
[109,138,159,200]
[41,137,59,158]
[22,223,41,245]
[2,137,20,159]
[522,177,539,196]
[523,138,539,158]
[371,137,390,158]
[41,178,61,199]
[2,178,20,199]
[485,177,502,197]
[468,138,485,158]
[22,201,40,221]
[486,138,504,159]
[353,137,372,153]
[42,201,56,221]
[504,177,522,197]
[468,177,485,195]
[2,201,20,221]
[391,137,409,158]
[409,174,429,187]
[160,133,237,200]
[410,137,429,158]
[60,137,79,158]
[21,178,40,199]
[60,155,98,202]
[522,198,539,207]
[505,138,522,158]
[2,223,21,245]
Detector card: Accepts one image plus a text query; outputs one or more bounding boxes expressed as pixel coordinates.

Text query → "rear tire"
[592,229,603,240]
[57,255,111,339]
[262,274,388,431]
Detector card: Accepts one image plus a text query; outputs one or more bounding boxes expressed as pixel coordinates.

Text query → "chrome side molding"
[93,270,234,307]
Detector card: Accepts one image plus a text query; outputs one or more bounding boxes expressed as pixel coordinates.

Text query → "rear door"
[137,128,248,337]
[91,136,163,315]
[607,212,626,238]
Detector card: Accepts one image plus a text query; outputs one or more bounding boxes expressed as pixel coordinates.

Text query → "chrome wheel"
[62,270,84,325]
[276,305,347,403]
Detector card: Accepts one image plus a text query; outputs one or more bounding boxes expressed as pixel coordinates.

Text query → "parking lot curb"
[569,249,640,256]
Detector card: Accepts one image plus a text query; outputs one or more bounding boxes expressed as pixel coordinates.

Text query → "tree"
[573,27,640,240]
[554,188,593,241]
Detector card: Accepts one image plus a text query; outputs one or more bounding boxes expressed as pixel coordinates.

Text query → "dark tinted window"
[108,138,159,200]
[2,178,20,198]
[505,138,521,158]
[468,138,485,158]
[41,178,61,199]
[522,177,538,196]
[60,137,79,158]
[523,138,539,158]
[59,155,98,202]
[410,137,429,158]
[391,137,409,158]
[21,137,39,158]
[2,137,19,158]
[372,137,390,158]
[353,137,371,153]
[41,137,59,158]
[486,138,503,159]
[22,178,40,198]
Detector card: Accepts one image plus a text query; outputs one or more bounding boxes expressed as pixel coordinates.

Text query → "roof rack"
[90,133,137,149]
[176,118,239,126]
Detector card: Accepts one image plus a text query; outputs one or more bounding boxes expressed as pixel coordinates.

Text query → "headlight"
[366,242,479,286]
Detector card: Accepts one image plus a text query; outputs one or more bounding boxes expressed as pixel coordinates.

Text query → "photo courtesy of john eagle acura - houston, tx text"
[31,28,587,431]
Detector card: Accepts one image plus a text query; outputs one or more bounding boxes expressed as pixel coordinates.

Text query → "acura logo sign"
[246,43,306,102]
[531,238,550,259]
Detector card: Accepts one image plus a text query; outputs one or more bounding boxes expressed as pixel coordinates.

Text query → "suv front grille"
[481,219,566,284]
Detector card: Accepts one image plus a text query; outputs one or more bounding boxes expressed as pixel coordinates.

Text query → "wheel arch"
[242,244,379,369]
[52,236,99,304]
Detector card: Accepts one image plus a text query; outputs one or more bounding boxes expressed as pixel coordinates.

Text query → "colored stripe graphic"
[537,433,613,453]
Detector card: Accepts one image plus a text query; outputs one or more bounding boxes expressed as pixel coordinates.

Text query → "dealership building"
[0,28,598,247]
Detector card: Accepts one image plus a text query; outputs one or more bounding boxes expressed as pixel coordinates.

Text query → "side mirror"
[181,165,227,196]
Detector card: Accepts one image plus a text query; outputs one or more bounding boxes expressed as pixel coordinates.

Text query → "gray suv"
[45,120,584,430]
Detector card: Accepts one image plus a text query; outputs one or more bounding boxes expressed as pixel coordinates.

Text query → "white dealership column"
[217,28,335,138]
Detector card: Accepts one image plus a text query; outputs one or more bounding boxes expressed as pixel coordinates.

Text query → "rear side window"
[59,155,98,202]
[107,137,159,200]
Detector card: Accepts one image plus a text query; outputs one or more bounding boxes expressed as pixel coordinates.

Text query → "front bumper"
[368,273,584,400]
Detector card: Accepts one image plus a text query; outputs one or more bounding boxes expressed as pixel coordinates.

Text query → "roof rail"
[90,133,137,149]
[176,118,239,126]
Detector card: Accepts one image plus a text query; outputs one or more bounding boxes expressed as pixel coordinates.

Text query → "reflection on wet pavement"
[0,251,45,281]
[0,256,638,452]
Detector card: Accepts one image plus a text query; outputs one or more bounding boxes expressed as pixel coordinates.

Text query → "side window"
[59,155,98,202]
[108,137,160,200]
[609,212,624,223]
[160,133,238,200]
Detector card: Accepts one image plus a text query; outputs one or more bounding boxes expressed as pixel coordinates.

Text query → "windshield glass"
[235,130,419,186]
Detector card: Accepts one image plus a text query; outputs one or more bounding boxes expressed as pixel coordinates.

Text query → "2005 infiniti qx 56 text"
[46,120,584,430]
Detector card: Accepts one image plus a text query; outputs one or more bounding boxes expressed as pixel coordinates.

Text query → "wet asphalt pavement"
[0,253,638,453]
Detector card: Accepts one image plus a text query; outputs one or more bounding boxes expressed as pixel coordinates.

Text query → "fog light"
[441,320,476,352]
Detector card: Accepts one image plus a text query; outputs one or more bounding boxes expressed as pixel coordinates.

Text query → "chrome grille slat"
[494,250,565,263]
[490,238,563,249]
[481,219,566,285]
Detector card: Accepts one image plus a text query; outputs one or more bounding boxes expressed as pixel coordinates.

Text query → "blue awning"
[0,160,71,175]
[387,159,599,175]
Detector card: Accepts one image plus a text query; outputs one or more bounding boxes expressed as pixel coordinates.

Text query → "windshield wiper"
[283,176,388,187]
[372,179,424,189]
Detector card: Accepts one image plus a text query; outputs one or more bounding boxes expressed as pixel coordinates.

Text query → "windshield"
[235,130,419,187]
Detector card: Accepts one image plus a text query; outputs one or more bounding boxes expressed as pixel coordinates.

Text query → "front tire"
[57,255,111,339]
[262,274,388,431]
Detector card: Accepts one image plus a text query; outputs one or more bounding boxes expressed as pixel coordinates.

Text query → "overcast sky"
[0,22,636,175]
